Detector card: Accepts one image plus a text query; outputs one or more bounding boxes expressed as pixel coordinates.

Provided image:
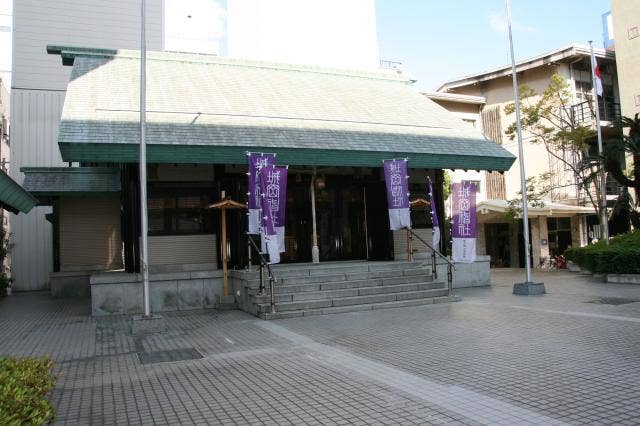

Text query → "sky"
[0,0,613,91]
[376,0,612,90]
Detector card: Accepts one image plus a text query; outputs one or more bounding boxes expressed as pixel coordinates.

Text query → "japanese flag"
[591,54,603,97]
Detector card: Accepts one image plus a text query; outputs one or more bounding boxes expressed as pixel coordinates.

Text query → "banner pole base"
[513,281,546,295]
[312,245,320,263]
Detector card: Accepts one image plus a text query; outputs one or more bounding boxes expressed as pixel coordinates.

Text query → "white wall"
[10,0,163,291]
[12,0,163,91]
[227,0,379,70]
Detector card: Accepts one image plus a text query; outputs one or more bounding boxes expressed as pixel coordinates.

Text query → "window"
[462,118,476,128]
[148,188,216,235]
[547,217,572,255]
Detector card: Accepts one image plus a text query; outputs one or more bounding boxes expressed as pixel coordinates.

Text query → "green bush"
[564,230,640,274]
[0,274,11,297]
[0,357,57,425]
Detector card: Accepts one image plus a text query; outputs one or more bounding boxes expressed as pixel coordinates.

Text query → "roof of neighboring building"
[0,171,38,214]
[48,46,516,172]
[477,199,595,217]
[421,91,486,105]
[437,44,615,92]
[21,167,121,196]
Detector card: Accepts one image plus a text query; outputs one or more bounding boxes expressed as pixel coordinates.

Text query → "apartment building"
[428,44,620,268]
[610,0,640,118]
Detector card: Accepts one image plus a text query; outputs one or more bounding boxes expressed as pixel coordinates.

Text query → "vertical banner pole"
[506,0,532,283]
[589,41,610,245]
[310,172,319,263]
[139,0,151,317]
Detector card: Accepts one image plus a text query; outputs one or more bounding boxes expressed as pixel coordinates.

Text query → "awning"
[21,167,121,197]
[0,171,38,214]
[477,199,595,219]
[50,46,516,172]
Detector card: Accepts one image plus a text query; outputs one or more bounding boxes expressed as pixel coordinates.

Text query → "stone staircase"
[232,261,458,320]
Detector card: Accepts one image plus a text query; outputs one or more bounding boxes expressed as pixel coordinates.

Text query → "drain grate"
[586,297,640,306]
[137,348,203,365]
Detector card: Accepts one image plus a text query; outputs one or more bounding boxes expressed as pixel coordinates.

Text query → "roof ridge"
[49,44,414,83]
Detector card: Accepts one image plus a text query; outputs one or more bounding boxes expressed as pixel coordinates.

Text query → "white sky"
[165,0,380,70]
[164,0,226,55]
[227,0,379,70]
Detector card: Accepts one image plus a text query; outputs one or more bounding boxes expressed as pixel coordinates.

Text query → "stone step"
[256,288,449,313]
[253,281,444,304]
[248,273,436,296]
[260,295,460,319]
[245,265,432,287]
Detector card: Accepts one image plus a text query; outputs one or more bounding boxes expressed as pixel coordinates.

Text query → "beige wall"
[450,64,583,203]
[149,234,217,267]
[612,0,640,117]
[59,196,122,272]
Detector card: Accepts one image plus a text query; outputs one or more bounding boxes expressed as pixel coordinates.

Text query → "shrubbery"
[564,230,640,274]
[0,357,57,425]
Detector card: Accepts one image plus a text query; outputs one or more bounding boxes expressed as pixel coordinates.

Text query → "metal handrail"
[406,228,455,297]
[247,234,277,314]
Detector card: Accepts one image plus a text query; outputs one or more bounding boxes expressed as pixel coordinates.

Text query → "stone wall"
[90,269,224,316]
[435,255,491,288]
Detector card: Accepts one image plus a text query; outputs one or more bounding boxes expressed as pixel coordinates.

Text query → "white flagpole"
[589,41,610,245]
[506,0,532,283]
[140,0,151,316]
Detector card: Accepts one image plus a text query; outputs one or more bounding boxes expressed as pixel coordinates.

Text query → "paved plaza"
[2,269,640,425]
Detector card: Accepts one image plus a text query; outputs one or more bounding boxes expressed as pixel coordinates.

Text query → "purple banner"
[451,181,477,263]
[247,152,276,234]
[261,165,288,253]
[383,159,411,230]
[427,177,440,251]
[259,170,280,264]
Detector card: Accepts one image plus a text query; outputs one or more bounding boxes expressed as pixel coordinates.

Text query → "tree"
[504,73,605,229]
[605,113,640,228]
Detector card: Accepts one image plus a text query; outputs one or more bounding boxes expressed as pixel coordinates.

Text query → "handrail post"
[447,260,453,297]
[432,249,437,280]
[258,261,265,295]
[269,276,276,314]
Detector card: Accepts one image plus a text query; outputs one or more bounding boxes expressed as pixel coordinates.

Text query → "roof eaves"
[422,91,486,105]
[437,44,615,92]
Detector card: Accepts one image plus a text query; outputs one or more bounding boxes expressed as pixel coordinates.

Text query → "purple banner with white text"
[259,169,280,264]
[383,159,411,230]
[451,181,477,263]
[261,165,288,253]
[247,152,276,234]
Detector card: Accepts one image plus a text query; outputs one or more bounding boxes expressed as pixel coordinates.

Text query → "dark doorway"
[485,223,511,267]
[365,181,393,260]
[517,219,533,268]
[282,179,313,262]
[315,177,366,261]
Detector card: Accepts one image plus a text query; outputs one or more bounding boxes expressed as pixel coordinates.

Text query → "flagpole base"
[131,314,166,335]
[312,245,320,263]
[513,282,546,296]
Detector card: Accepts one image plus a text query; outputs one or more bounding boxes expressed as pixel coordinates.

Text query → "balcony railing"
[571,98,621,126]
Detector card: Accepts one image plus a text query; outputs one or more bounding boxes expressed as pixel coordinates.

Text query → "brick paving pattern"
[2,269,640,425]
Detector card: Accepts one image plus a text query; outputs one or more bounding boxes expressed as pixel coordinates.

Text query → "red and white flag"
[591,53,603,97]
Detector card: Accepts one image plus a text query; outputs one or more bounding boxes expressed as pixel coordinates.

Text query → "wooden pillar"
[221,205,228,296]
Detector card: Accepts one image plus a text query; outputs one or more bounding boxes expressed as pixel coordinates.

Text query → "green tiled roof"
[0,172,37,214]
[53,47,516,171]
[21,167,121,196]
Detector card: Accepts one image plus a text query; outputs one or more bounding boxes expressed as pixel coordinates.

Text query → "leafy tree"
[604,113,640,228]
[504,73,605,227]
